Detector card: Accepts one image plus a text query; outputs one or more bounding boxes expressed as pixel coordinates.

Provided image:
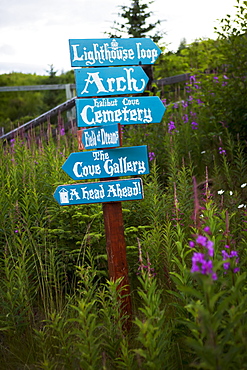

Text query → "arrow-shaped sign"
[62,145,149,181]
[69,38,161,67]
[54,178,144,205]
[74,66,149,98]
[76,96,166,127]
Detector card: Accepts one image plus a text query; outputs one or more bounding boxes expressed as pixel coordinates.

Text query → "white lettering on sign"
[72,42,135,65]
[72,162,101,178]
[80,68,146,95]
[83,128,119,148]
[72,152,146,179]
[77,181,140,201]
[107,182,140,198]
[136,43,158,64]
[81,184,105,200]
[80,97,152,125]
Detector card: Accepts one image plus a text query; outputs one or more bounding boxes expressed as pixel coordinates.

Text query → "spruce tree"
[107,0,163,43]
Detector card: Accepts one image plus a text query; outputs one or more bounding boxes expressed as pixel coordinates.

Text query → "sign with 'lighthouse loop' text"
[69,38,161,67]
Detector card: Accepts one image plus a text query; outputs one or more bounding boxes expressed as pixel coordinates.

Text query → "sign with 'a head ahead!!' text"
[69,38,161,67]
[54,178,144,205]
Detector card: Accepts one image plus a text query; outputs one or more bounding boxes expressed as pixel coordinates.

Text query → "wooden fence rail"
[0,73,191,142]
[0,98,76,142]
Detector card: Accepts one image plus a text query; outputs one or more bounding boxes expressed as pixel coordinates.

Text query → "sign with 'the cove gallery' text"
[62,145,149,181]
[69,38,161,67]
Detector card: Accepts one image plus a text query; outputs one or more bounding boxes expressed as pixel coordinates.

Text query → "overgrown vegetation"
[1,0,247,368]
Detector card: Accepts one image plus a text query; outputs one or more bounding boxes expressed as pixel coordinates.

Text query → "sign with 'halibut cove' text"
[76,96,166,127]
[62,145,149,181]
[74,66,149,97]
[69,38,161,67]
[54,178,144,205]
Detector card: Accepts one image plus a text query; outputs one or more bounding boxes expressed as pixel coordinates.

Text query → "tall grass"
[1,73,247,368]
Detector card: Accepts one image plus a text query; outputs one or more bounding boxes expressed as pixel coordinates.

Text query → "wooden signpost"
[54,38,165,328]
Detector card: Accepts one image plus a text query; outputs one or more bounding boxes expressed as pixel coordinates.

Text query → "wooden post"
[102,201,132,328]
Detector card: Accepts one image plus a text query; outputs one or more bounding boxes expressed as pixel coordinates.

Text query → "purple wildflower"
[191,252,217,280]
[191,121,198,129]
[190,234,217,280]
[168,121,176,132]
[196,235,207,247]
[162,98,167,105]
[190,75,196,83]
[183,114,189,123]
[222,248,240,273]
[173,103,179,109]
[204,226,211,234]
[60,128,65,136]
[197,99,204,105]
[148,152,155,161]
[219,147,226,155]
[189,241,195,248]
[182,101,188,108]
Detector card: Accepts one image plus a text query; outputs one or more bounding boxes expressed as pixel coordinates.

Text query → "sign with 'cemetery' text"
[76,96,166,127]
[69,38,161,67]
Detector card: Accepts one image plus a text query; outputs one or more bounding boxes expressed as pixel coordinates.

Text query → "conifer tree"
[107,0,163,43]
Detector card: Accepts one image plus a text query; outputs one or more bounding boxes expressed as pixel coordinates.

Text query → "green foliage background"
[1,1,247,368]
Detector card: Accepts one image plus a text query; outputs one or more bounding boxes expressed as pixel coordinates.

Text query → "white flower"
[201,151,206,154]
[229,191,233,196]
[218,189,224,195]
[241,183,247,188]
[238,204,246,209]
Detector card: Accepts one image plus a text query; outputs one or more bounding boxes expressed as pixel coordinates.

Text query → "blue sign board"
[74,66,149,98]
[81,124,120,149]
[62,145,149,181]
[76,96,166,127]
[54,178,144,205]
[69,38,161,67]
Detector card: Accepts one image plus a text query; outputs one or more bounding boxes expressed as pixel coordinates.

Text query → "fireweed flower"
[168,121,176,132]
[190,233,217,280]
[219,147,226,155]
[183,114,189,123]
[60,128,65,136]
[222,248,240,273]
[191,121,198,129]
[148,152,155,161]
